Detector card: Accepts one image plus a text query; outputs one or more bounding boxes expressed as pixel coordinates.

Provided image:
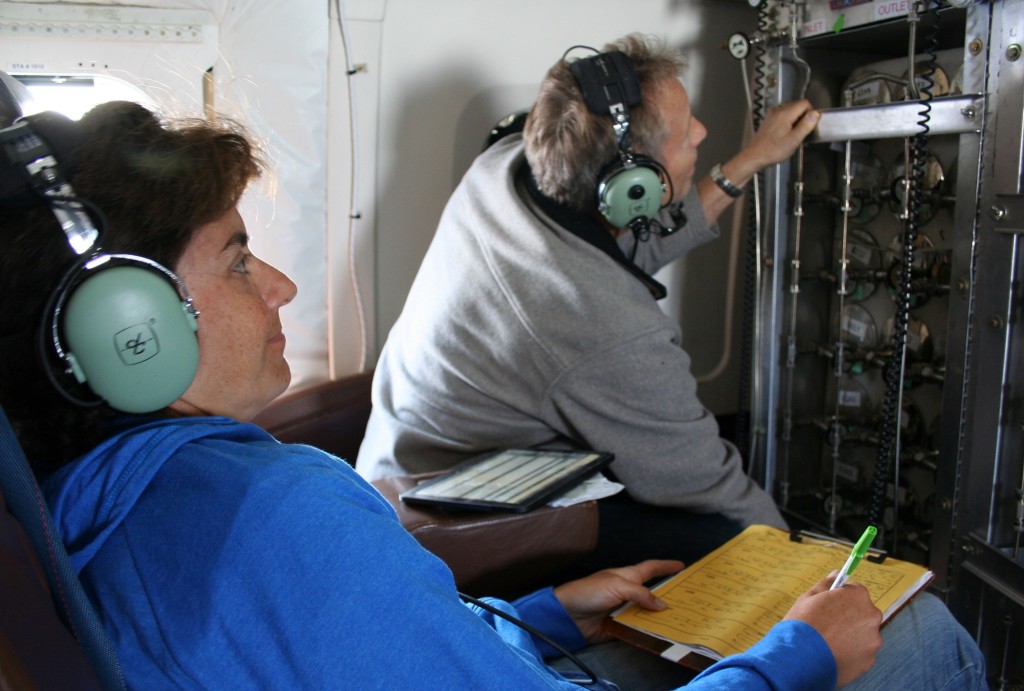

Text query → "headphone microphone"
[0,111,201,414]
[568,49,673,233]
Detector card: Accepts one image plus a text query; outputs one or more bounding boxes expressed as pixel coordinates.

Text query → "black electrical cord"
[457,591,600,687]
[735,1,772,462]
[868,0,938,531]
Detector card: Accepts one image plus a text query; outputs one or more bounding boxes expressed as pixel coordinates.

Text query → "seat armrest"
[371,474,598,599]
[252,372,374,466]
[253,375,599,598]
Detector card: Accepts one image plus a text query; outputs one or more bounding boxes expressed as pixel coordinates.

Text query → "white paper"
[547,474,624,507]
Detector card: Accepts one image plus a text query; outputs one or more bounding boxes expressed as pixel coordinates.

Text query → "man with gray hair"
[358,33,818,570]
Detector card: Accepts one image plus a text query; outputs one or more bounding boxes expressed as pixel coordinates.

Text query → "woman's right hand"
[783,575,884,687]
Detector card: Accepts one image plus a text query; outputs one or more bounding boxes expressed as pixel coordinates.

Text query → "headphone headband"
[567,49,668,230]
[0,113,98,253]
[569,50,642,116]
[570,50,642,150]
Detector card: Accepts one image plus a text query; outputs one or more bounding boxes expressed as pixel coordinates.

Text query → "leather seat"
[0,490,102,691]
[253,373,600,598]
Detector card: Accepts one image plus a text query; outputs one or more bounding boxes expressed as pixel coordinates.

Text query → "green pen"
[830,525,877,590]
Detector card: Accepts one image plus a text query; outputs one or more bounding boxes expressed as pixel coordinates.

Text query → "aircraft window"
[15,74,157,120]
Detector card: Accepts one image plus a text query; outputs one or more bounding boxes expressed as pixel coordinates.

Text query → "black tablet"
[399,448,614,513]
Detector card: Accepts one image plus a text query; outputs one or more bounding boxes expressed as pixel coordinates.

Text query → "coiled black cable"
[735,1,772,463]
[868,1,938,532]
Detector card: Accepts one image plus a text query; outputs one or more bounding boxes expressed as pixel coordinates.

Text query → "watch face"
[728,32,751,60]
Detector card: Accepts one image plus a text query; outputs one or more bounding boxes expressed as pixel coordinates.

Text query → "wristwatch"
[710,163,744,198]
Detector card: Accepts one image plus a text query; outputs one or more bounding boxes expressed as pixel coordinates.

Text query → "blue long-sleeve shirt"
[44,417,835,689]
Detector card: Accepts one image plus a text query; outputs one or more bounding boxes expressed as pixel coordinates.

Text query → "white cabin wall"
[213,1,333,390]
[0,0,337,391]
[2,0,758,415]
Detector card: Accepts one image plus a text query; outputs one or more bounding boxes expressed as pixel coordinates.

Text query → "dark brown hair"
[0,101,262,476]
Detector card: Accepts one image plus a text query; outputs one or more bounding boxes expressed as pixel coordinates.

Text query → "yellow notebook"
[605,524,933,670]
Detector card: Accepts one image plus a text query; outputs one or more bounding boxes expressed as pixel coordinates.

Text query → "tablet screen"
[399,448,614,513]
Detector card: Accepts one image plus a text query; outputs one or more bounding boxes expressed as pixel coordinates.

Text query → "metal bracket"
[809,94,985,143]
[991,194,1024,234]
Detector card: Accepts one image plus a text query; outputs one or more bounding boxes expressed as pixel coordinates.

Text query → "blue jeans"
[551,593,988,690]
[844,592,988,691]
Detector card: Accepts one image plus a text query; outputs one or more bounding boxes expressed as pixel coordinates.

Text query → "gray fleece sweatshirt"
[356,134,785,528]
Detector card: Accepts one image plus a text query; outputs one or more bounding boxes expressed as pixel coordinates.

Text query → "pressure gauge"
[727,32,752,60]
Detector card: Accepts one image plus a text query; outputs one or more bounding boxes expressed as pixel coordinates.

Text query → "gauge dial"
[728,32,751,60]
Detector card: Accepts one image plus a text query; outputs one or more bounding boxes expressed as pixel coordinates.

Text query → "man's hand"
[553,559,684,643]
[740,99,820,172]
[783,575,884,687]
[698,99,819,223]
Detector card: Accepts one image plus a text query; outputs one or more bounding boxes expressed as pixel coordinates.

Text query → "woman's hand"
[783,575,883,687]
[553,559,685,643]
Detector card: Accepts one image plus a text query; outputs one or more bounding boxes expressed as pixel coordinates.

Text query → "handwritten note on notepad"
[608,525,933,663]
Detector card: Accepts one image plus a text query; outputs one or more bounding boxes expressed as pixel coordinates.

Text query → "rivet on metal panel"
[1007,44,1023,62]
[968,39,984,56]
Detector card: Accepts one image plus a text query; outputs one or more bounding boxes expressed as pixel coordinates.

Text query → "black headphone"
[568,49,672,232]
[0,111,201,414]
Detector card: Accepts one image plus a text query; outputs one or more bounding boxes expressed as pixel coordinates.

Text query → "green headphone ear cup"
[62,265,199,413]
[597,165,665,228]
